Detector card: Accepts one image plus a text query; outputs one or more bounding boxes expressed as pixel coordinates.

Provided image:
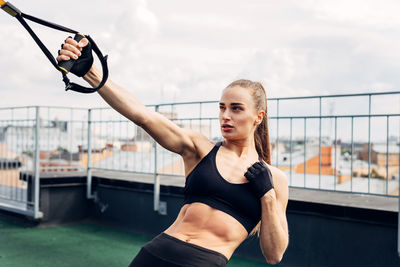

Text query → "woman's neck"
[222,138,258,158]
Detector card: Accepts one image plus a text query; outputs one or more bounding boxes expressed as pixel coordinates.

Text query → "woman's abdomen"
[164,203,247,259]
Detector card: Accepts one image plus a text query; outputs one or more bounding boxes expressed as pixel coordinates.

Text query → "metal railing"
[269,91,400,196]
[0,91,399,216]
[0,106,88,218]
[0,106,41,218]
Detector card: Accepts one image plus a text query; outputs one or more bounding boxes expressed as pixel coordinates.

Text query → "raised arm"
[57,37,204,157]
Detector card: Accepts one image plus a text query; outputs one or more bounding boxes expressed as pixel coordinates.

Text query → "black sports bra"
[183,142,262,234]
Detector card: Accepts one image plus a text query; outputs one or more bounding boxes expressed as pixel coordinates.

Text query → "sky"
[1,0,400,109]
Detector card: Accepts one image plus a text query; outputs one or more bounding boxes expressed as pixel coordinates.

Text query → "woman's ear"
[255,110,265,125]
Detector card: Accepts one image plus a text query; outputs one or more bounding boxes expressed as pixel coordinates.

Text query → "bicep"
[141,110,206,156]
[141,110,192,154]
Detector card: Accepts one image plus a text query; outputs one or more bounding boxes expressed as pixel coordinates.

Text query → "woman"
[57,37,289,266]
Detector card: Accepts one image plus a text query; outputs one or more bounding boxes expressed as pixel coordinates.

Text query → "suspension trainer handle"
[60,34,109,93]
[58,34,87,74]
[1,1,109,93]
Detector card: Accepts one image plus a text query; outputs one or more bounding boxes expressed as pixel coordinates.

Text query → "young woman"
[57,37,289,266]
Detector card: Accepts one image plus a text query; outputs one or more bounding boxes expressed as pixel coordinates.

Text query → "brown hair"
[226,79,271,236]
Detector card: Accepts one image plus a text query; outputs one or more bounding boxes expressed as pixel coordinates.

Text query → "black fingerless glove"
[244,162,274,199]
[69,39,93,77]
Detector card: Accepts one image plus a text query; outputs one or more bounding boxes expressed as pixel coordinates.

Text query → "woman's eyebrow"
[219,102,244,106]
[231,103,244,106]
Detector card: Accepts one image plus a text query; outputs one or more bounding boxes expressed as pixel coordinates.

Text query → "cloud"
[133,0,159,33]
[108,0,159,43]
[169,13,249,31]
[299,0,400,29]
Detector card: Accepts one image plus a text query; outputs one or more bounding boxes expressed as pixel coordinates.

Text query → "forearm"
[83,66,149,126]
[259,192,288,265]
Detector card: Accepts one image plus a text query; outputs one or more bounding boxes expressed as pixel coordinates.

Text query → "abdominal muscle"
[163,202,249,259]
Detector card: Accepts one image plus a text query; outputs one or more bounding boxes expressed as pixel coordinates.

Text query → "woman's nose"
[221,110,231,120]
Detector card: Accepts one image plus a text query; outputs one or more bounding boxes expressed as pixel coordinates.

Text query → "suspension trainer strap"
[1,1,108,93]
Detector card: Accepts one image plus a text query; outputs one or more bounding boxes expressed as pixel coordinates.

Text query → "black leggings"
[129,232,228,267]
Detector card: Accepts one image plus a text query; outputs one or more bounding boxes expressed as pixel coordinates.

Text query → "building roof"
[372,143,400,154]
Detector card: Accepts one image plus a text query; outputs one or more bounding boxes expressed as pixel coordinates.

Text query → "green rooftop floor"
[0,218,267,267]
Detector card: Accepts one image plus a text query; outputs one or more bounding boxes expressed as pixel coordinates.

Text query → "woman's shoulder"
[190,132,216,155]
[181,131,216,161]
[264,163,289,190]
[266,164,287,178]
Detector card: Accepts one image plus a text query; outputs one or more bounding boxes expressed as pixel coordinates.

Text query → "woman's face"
[219,86,260,141]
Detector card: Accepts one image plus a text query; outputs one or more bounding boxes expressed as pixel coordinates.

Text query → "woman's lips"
[222,124,234,132]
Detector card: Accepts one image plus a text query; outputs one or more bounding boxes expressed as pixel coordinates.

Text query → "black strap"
[16,14,72,71]
[1,2,108,93]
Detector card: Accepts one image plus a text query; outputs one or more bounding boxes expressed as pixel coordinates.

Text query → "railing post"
[33,106,43,219]
[350,116,354,192]
[276,99,280,167]
[154,105,160,212]
[368,94,371,193]
[318,97,322,189]
[87,109,94,199]
[386,116,389,195]
[398,114,400,257]
[334,116,337,190]
[303,118,306,187]
[289,118,292,186]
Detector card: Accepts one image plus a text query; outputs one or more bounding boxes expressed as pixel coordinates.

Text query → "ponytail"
[255,114,271,165]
